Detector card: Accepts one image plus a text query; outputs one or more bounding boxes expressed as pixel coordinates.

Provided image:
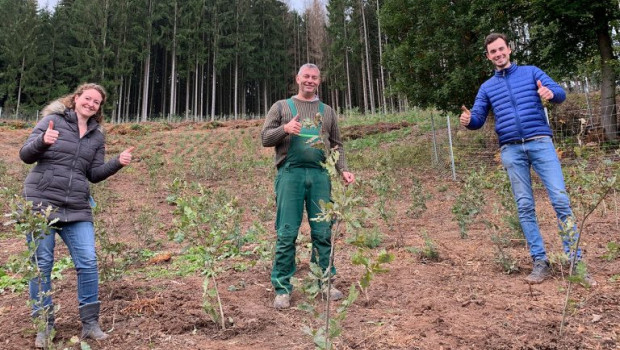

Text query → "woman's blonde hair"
[57,83,107,124]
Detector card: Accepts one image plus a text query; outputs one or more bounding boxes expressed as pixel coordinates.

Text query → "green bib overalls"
[271,99,336,295]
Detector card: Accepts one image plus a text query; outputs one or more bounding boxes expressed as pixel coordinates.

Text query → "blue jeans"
[28,221,100,315]
[500,136,580,262]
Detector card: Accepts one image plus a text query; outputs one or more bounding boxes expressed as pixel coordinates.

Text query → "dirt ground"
[0,119,618,350]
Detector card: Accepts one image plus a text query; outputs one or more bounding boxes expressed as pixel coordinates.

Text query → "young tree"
[525,0,619,141]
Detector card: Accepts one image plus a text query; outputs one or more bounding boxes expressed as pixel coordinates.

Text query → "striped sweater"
[261,96,348,172]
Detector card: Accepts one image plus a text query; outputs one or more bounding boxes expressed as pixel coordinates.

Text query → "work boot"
[33,308,55,348]
[525,259,550,284]
[273,294,290,310]
[79,302,109,340]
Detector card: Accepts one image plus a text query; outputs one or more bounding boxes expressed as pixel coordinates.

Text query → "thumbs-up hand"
[119,146,135,166]
[43,120,60,145]
[460,105,471,127]
[537,80,554,101]
[283,115,301,135]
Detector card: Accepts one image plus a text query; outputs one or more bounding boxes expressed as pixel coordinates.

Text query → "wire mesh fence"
[427,104,620,180]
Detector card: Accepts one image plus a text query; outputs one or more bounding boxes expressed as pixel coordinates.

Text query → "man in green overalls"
[261,63,355,309]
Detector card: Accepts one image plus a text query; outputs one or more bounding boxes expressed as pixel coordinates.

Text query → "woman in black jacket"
[19,83,134,347]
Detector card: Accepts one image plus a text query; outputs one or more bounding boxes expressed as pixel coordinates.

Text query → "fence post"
[430,112,439,164]
[447,115,457,181]
[584,77,593,125]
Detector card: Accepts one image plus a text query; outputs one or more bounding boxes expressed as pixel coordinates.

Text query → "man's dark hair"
[484,33,509,52]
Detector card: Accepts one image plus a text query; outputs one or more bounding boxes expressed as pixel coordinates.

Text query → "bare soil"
[0,119,618,350]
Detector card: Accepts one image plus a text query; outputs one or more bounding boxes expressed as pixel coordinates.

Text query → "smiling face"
[296,66,321,100]
[73,88,103,120]
[486,37,512,70]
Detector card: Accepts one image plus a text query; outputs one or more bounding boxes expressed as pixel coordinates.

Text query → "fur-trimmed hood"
[41,100,67,117]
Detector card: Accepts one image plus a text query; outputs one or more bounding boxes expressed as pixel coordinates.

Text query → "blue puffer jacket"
[467,64,565,146]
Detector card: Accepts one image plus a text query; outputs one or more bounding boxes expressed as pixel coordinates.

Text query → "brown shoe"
[273,294,290,309]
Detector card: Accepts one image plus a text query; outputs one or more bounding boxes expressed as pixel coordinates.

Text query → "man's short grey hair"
[298,63,320,76]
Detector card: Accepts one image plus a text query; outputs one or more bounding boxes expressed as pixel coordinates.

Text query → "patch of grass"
[602,241,619,261]
[406,231,440,262]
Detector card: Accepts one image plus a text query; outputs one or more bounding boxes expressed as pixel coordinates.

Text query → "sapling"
[351,248,394,302]
[5,196,58,349]
[169,182,243,329]
[558,158,618,336]
[408,175,430,218]
[451,167,485,239]
[301,114,365,349]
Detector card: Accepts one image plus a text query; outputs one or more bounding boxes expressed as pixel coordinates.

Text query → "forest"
[0,0,618,139]
[1,1,620,349]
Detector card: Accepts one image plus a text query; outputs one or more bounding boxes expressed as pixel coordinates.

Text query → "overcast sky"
[36,0,310,14]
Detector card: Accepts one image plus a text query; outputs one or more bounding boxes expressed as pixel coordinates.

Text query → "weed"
[347,226,383,249]
[602,241,619,261]
[490,235,519,274]
[406,231,440,262]
[408,176,430,218]
[488,169,522,241]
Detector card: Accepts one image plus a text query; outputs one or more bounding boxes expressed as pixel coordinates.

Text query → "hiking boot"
[273,294,290,309]
[525,260,550,284]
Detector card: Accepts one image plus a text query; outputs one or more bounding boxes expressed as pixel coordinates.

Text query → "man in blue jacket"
[460,33,591,285]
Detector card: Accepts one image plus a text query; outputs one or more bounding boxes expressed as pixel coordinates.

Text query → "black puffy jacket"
[20,105,123,223]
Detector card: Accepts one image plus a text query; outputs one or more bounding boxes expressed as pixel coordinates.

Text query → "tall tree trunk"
[234,54,239,120]
[169,0,178,119]
[140,0,153,122]
[16,55,25,117]
[186,69,191,120]
[161,50,168,119]
[116,76,124,123]
[594,14,618,141]
[194,57,199,120]
[344,19,352,113]
[101,0,109,81]
[200,63,205,121]
[149,51,157,119]
[361,54,368,113]
[376,0,387,114]
[211,51,217,121]
[234,1,239,120]
[263,80,268,116]
[360,0,375,113]
[124,76,131,123]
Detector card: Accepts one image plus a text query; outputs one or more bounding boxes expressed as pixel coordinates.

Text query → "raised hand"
[537,80,554,101]
[459,105,471,127]
[119,146,135,166]
[283,115,301,135]
[43,120,60,145]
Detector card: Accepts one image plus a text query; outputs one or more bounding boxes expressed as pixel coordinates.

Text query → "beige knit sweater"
[261,97,348,172]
